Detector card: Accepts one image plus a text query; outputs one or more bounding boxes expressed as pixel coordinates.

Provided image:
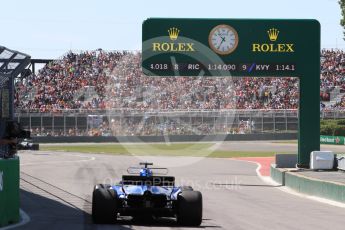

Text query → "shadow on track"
[19,189,131,230]
[115,216,221,228]
[20,189,220,229]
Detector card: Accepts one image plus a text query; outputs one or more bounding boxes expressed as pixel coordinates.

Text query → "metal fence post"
[285,112,288,132]
[64,115,66,136]
[52,115,54,135]
[261,115,264,132]
[40,115,43,135]
[75,115,78,134]
[29,114,31,131]
[273,112,276,133]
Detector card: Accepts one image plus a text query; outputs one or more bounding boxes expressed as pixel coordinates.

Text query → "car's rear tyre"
[177,191,202,226]
[92,184,118,224]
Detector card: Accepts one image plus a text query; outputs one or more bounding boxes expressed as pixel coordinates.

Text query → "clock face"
[208,25,239,55]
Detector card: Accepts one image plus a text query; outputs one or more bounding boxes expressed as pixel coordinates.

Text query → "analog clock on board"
[208,24,239,55]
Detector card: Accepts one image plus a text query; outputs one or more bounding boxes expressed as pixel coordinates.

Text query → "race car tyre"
[177,191,202,226]
[180,186,193,191]
[92,184,118,224]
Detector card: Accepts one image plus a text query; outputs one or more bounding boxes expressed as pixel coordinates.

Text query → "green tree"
[340,0,345,40]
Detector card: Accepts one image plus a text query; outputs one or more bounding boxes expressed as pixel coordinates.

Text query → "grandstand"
[13,49,345,136]
[320,49,345,108]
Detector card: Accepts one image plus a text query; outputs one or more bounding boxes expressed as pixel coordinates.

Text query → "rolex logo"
[252,28,294,53]
[168,27,180,41]
[152,27,195,52]
[267,28,279,42]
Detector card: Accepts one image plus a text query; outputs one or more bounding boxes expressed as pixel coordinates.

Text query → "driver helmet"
[140,168,152,177]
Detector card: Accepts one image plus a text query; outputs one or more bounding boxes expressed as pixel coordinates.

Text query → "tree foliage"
[339,0,345,40]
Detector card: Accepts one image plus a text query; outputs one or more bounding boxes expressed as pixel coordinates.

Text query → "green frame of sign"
[142,18,320,167]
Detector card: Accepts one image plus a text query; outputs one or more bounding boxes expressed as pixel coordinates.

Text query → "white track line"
[0,209,30,230]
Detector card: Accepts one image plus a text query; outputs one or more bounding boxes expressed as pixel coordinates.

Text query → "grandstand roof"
[0,46,31,78]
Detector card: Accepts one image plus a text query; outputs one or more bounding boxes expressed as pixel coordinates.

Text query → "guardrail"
[13,108,345,118]
[32,133,298,143]
[15,109,300,116]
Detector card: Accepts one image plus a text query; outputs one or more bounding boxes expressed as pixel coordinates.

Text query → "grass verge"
[40,143,278,158]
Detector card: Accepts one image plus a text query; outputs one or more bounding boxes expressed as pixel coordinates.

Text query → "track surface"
[18,142,345,230]
[216,141,345,153]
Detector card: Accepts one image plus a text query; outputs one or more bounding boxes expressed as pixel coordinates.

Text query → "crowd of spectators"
[15,50,300,112]
[320,49,345,110]
[15,49,345,112]
[9,49,300,136]
[13,48,345,136]
[13,48,345,116]
[321,49,345,93]
[15,50,128,112]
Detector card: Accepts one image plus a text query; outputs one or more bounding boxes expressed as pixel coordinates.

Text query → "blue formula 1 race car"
[92,162,202,226]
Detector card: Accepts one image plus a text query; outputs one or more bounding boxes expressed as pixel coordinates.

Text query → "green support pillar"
[0,157,20,227]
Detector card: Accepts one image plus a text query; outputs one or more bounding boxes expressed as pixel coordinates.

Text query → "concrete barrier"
[33,133,297,143]
[270,164,287,185]
[0,157,20,227]
[271,164,345,204]
[284,172,345,203]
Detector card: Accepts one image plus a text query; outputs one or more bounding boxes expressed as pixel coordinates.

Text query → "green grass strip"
[40,143,279,158]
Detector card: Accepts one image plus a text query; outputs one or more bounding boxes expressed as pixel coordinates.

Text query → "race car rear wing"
[122,175,175,186]
[127,167,169,175]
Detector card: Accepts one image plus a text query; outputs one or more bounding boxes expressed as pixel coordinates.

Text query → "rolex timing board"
[142,18,320,166]
[141,18,314,78]
[148,63,296,73]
